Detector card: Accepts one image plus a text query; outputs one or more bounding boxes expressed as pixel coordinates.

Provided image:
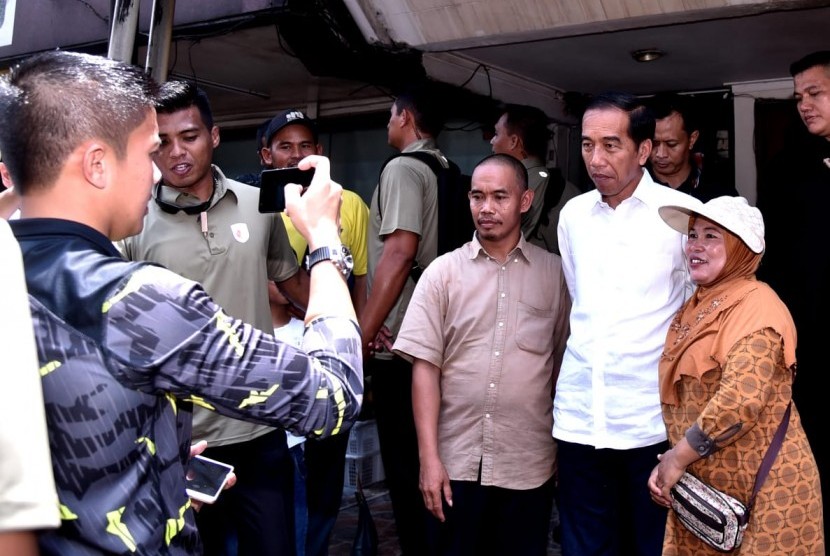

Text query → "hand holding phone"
[282,155,342,247]
[185,454,235,505]
[258,167,315,213]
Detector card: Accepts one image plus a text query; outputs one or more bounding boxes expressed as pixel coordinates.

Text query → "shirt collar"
[522,156,545,171]
[468,232,531,264]
[651,161,701,191]
[401,138,438,153]
[10,218,122,258]
[155,165,235,211]
[590,168,662,212]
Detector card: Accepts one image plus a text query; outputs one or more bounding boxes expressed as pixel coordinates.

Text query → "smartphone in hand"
[258,167,315,213]
[185,454,235,505]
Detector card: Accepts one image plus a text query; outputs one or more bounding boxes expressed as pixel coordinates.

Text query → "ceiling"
[176,0,830,127]
[346,0,830,123]
[1,0,828,127]
[454,4,830,95]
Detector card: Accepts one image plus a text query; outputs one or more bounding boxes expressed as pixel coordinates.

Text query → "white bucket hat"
[658,195,765,254]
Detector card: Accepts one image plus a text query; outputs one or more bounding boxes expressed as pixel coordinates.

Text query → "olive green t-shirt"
[367,139,442,344]
[120,165,299,445]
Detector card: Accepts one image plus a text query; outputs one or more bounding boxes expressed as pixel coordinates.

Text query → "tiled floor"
[327,481,562,556]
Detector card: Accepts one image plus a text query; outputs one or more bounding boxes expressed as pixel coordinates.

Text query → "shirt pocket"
[515,301,556,355]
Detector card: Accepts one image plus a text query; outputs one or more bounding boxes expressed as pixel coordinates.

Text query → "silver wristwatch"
[305,244,354,280]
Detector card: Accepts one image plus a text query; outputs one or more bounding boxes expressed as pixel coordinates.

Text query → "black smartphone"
[185,454,234,504]
[258,167,315,213]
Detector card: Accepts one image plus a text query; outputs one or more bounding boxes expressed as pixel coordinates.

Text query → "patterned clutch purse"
[670,472,748,552]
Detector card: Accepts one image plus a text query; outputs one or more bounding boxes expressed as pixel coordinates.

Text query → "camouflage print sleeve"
[102,265,363,438]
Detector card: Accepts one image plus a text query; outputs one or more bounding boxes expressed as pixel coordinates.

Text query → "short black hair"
[790,50,830,77]
[498,104,551,160]
[648,93,698,134]
[0,50,158,194]
[473,153,529,191]
[584,91,655,147]
[393,83,446,138]
[155,80,214,129]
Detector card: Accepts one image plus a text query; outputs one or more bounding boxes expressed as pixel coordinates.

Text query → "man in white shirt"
[0,218,60,555]
[554,91,693,556]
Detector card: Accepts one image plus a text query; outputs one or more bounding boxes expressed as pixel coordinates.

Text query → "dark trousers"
[303,432,349,556]
[427,475,556,556]
[791,344,830,535]
[556,439,669,556]
[369,356,430,556]
[288,444,307,556]
[196,430,296,556]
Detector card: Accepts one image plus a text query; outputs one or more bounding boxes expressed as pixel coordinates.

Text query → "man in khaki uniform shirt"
[490,103,580,255]
[120,82,308,556]
[359,87,445,556]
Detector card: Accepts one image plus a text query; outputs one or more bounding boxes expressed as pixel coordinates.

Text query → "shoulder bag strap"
[747,401,791,513]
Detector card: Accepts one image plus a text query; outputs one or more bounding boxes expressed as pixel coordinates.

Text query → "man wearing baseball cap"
[260,108,369,325]
[261,108,370,556]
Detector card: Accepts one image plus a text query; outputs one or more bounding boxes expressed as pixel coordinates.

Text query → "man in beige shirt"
[393,154,570,555]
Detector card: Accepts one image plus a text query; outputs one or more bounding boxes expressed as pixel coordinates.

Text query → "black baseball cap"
[263,109,318,147]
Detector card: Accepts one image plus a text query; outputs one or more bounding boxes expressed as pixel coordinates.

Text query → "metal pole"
[145,0,175,82]
[107,0,140,62]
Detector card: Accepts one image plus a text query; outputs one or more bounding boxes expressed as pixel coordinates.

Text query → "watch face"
[306,245,353,278]
[336,245,354,277]
[338,245,354,269]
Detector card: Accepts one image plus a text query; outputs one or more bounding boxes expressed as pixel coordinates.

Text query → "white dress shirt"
[554,170,693,449]
[0,219,60,532]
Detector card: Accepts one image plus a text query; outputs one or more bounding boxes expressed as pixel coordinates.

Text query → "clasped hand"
[647,449,686,508]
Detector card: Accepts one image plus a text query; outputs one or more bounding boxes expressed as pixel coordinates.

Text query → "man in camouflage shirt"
[0,50,362,555]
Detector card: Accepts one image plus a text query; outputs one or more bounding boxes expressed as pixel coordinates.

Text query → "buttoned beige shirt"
[393,234,570,489]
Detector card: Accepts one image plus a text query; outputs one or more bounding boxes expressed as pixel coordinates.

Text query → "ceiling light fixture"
[632,48,665,63]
